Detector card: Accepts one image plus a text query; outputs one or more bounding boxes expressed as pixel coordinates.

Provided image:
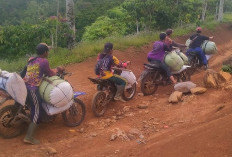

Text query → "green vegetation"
[0,0,232,72]
[222,65,232,74]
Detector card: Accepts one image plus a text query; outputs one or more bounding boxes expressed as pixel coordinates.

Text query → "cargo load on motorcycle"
[185,39,217,54]
[0,70,27,106]
[164,51,184,71]
[39,76,74,115]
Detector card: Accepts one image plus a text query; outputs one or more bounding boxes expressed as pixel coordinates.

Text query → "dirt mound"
[0,24,232,157]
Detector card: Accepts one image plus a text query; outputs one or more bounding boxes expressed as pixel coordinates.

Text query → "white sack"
[42,100,73,116]
[0,71,27,106]
[49,82,73,107]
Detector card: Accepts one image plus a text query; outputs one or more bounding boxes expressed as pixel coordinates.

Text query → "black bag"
[94,55,108,75]
[20,57,38,78]
[94,60,102,75]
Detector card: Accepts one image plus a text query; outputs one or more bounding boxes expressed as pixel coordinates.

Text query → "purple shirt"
[24,57,55,89]
[147,41,170,62]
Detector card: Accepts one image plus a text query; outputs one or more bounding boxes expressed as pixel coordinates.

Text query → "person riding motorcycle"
[22,43,64,145]
[147,32,177,84]
[186,27,213,70]
[165,29,187,50]
[95,42,127,103]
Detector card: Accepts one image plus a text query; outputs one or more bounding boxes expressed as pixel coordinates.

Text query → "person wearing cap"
[186,27,213,69]
[95,42,128,102]
[165,29,187,50]
[23,43,63,145]
[147,32,177,84]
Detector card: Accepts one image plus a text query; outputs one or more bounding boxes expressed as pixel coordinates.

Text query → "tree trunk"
[217,0,224,22]
[66,0,75,49]
[201,0,208,21]
[136,19,139,34]
[215,1,218,20]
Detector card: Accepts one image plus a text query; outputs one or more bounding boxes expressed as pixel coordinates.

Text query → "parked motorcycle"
[139,62,191,96]
[88,62,136,117]
[0,71,86,138]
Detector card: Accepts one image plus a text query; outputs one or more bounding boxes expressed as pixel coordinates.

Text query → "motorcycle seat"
[88,77,111,85]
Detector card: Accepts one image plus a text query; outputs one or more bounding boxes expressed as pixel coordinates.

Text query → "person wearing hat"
[165,29,187,50]
[147,32,177,84]
[23,43,64,145]
[95,42,128,102]
[187,27,213,69]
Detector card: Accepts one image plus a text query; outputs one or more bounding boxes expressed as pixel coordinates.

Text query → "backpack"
[94,54,108,75]
[94,60,102,75]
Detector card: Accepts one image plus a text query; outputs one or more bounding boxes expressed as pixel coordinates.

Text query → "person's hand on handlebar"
[56,66,65,74]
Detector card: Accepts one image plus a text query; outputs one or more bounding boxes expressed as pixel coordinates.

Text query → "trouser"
[108,74,127,86]
[186,47,207,65]
[147,58,172,77]
[26,88,43,124]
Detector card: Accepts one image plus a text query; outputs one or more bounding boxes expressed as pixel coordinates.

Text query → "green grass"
[1,13,232,72]
[223,13,232,22]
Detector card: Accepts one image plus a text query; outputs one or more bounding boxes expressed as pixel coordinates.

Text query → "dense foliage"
[0,19,70,59]
[0,0,232,59]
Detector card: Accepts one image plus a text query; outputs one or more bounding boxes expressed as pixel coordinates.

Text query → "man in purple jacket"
[147,32,177,84]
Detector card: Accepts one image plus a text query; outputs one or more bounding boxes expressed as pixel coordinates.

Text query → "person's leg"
[195,47,207,65]
[108,75,127,102]
[159,61,177,84]
[24,88,42,145]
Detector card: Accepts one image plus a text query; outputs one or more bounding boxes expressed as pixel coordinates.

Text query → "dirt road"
[0,24,232,157]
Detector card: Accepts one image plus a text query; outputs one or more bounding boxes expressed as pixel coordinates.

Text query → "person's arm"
[112,56,120,65]
[42,59,56,77]
[172,41,187,48]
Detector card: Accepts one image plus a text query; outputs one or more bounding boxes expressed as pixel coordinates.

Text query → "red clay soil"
[0,24,232,157]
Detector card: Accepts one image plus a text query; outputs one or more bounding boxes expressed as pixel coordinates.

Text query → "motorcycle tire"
[188,56,199,75]
[0,105,25,138]
[62,98,86,127]
[91,91,107,117]
[141,71,159,96]
[122,83,136,101]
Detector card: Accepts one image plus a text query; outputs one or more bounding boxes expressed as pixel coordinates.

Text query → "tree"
[66,0,75,49]
[201,0,208,21]
[217,0,224,22]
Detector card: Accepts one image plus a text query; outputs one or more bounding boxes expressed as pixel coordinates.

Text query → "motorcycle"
[0,71,86,138]
[88,62,137,117]
[139,62,191,96]
[187,50,212,75]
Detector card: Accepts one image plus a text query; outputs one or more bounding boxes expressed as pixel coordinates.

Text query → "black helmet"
[159,32,167,40]
[103,42,113,54]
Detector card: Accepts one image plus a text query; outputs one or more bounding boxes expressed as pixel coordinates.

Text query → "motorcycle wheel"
[174,70,191,82]
[188,56,199,75]
[141,71,159,96]
[62,98,86,127]
[0,105,24,138]
[91,91,107,117]
[122,83,136,101]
